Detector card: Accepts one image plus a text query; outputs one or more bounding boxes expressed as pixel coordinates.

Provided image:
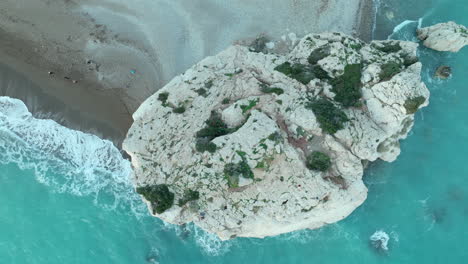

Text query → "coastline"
[0,0,374,146]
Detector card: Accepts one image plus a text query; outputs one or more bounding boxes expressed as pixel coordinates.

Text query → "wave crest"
[0,96,145,214]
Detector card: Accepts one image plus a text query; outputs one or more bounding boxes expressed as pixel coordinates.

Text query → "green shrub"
[312,65,331,80]
[195,88,207,97]
[260,84,284,95]
[224,159,254,188]
[222,98,230,104]
[307,98,348,134]
[195,138,217,153]
[249,36,268,53]
[403,55,419,67]
[267,132,282,143]
[308,45,330,64]
[274,62,315,85]
[158,92,169,106]
[195,112,238,153]
[240,99,259,114]
[136,184,174,214]
[306,151,331,171]
[375,42,402,53]
[204,80,214,89]
[330,64,363,107]
[178,189,200,206]
[173,106,186,114]
[379,62,402,80]
[404,96,426,114]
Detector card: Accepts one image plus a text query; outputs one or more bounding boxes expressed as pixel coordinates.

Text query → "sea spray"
[369,230,390,251]
[0,96,145,215]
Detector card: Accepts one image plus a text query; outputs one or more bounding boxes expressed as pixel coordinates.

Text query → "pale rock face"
[123,33,429,240]
[417,21,468,52]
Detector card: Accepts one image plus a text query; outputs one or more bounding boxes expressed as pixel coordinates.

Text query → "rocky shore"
[123,33,429,240]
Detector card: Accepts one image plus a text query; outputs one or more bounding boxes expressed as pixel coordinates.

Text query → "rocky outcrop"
[417,22,468,52]
[123,33,429,240]
[435,66,452,79]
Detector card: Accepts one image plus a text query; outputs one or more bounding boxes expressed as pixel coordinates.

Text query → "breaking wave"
[0,96,146,215]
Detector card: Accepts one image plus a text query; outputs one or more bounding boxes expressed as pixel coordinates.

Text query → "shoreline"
[0,0,375,147]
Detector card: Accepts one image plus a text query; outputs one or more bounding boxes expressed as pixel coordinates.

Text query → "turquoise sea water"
[1,0,468,263]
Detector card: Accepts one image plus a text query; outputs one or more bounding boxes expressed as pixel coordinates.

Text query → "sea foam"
[0,96,145,215]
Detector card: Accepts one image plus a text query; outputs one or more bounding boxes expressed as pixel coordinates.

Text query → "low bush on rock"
[379,62,402,81]
[274,62,315,85]
[158,92,169,106]
[173,106,186,114]
[308,45,330,64]
[330,63,363,107]
[374,42,402,53]
[260,84,284,95]
[195,112,237,153]
[137,184,175,214]
[307,98,349,134]
[224,159,254,188]
[404,96,426,114]
[178,189,200,206]
[306,151,332,171]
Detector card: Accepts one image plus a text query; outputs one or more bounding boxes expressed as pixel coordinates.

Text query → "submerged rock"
[123,33,429,240]
[434,65,452,79]
[417,21,468,52]
[370,230,390,252]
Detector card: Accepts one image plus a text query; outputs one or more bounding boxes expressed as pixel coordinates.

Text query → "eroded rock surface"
[417,22,468,52]
[123,33,429,240]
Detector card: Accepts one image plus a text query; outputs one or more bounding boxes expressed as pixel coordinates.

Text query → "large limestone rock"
[417,21,468,52]
[123,33,429,240]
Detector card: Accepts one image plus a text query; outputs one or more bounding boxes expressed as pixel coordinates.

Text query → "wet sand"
[0,0,374,145]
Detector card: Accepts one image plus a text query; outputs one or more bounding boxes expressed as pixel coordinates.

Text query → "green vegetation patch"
[374,42,402,53]
[379,62,402,81]
[267,132,282,143]
[306,151,331,171]
[195,88,207,97]
[158,92,169,106]
[308,45,330,64]
[307,98,349,134]
[173,106,186,114]
[224,159,254,188]
[402,55,419,67]
[312,65,331,80]
[136,184,174,214]
[240,98,259,114]
[330,64,363,107]
[404,96,426,114]
[195,112,238,153]
[260,84,284,95]
[225,69,243,78]
[274,62,315,85]
[178,189,200,206]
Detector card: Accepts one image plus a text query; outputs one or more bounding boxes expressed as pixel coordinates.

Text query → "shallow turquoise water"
[1,0,468,263]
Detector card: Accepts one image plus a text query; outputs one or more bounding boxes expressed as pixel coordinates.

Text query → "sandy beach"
[0,0,375,144]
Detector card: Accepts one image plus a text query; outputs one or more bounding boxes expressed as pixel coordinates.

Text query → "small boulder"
[370,230,390,252]
[434,65,452,79]
[417,21,468,52]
